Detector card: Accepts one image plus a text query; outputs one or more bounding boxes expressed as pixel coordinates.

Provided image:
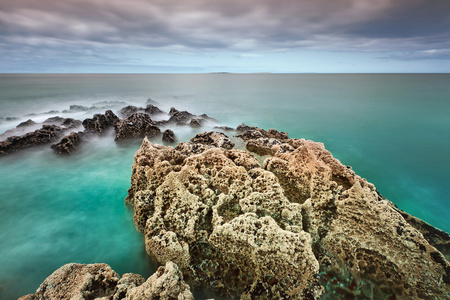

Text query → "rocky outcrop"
[162,129,176,143]
[83,110,119,134]
[114,113,161,141]
[117,106,145,118]
[125,135,321,298]
[125,128,450,299]
[19,261,193,300]
[145,104,164,115]
[17,119,37,128]
[51,132,82,155]
[189,131,234,149]
[0,125,65,155]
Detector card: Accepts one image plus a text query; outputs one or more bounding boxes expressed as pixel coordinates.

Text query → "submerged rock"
[19,261,193,300]
[162,129,176,143]
[125,127,450,299]
[114,113,160,141]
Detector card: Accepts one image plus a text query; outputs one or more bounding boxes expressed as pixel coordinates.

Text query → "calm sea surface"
[0,74,449,299]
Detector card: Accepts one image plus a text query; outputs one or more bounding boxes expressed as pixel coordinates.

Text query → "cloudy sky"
[1,0,449,73]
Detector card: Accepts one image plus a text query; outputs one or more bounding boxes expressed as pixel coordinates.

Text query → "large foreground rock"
[19,261,193,300]
[125,129,450,299]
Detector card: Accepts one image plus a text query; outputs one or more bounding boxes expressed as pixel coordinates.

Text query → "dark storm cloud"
[0,0,449,60]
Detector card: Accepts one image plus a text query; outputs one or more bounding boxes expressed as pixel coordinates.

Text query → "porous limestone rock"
[126,136,321,298]
[114,113,160,141]
[126,126,450,299]
[124,261,194,300]
[19,261,193,300]
[23,263,120,300]
[261,137,450,299]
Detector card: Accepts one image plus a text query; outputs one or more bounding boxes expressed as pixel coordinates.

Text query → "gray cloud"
[1,0,449,62]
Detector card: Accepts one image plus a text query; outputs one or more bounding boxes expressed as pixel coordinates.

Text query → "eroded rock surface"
[51,131,82,155]
[20,261,193,300]
[126,128,450,299]
[114,113,160,141]
[83,110,119,134]
[126,134,321,298]
[0,125,65,155]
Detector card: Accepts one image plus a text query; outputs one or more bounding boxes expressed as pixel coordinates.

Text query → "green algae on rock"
[125,128,450,299]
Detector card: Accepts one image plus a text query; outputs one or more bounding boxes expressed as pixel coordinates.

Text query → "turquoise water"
[0,74,449,299]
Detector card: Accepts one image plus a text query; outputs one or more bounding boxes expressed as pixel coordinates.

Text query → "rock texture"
[114,113,161,141]
[51,132,82,155]
[0,125,65,155]
[125,128,450,299]
[83,110,119,134]
[162,129,176,143]
[20,261,193,300]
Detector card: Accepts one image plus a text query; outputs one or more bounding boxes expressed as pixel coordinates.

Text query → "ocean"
[0,73,449,299]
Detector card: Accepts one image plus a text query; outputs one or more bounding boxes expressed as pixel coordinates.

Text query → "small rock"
[162,129,176,143]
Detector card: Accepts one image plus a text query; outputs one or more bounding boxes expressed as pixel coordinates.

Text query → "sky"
[0,0,450,73]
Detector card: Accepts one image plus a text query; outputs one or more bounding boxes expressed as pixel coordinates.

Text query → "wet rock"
[169,107,179,116]
[17,119,37,128]
[144,104,164,115]
[0,125,64,155]
[114,113,160,141]
[214,125,235,131]
[189,117,203,127]
[61,118,82,129]
[51,132,82,155]
[118,105,145,118]
[236,125,289,141]
[146,98,159,105]
[43,116,66,125]
[168,110,195,125]
[62,105,90,113]
[189,131,234,149]
[162,129,176,143]
[82,110,119,134]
